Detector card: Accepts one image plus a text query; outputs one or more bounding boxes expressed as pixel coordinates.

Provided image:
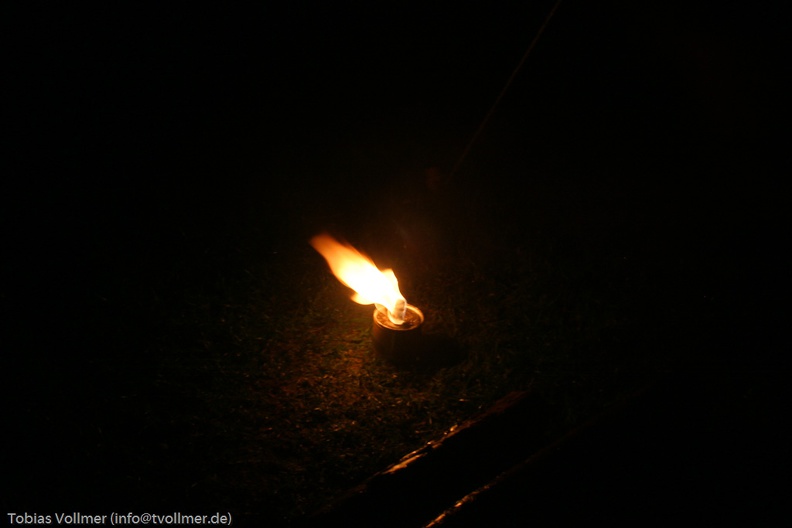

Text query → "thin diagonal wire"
[449,0,563,180]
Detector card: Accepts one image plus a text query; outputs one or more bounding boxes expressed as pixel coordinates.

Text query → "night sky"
[3,0,789,524]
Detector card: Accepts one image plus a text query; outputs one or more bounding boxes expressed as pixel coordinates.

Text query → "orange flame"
[310,233,407,324]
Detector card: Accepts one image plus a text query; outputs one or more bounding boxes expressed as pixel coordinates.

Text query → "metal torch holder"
[372,305,424,363]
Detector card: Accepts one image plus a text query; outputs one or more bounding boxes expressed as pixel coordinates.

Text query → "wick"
[387,299,407,325]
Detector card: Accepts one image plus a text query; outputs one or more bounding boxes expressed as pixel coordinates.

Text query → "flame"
[310,233,407,324]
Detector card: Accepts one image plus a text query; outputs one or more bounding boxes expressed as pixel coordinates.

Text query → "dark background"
[3,1,789,525]
[5,1,786,325]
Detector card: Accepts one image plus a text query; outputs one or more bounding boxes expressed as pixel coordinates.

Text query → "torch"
[309,233,424,362]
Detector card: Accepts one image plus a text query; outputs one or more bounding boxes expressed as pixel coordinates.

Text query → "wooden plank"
[307,390,554,527]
